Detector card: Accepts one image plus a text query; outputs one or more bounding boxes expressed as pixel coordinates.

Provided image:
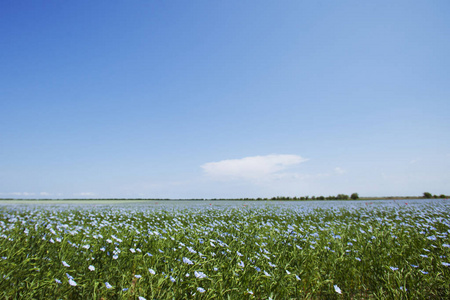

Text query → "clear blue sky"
[1,0,449,199]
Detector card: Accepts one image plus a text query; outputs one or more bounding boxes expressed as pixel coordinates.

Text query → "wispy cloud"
[201,154,308,181]
[11,192,35,196]
[77,192,95,197]
[334,167,346,175]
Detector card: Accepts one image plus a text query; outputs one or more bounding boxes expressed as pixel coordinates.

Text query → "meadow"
[0,200,449,299]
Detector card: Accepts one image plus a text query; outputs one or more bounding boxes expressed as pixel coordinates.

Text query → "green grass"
[0,202,449,299]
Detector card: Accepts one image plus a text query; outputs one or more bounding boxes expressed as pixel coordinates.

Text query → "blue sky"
[1,0,449,199]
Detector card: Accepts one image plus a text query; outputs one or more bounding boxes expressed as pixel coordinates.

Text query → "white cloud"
[78,192,95,197]
[10,192,35,196]
[40,192,50,196]
[201,154,308,181]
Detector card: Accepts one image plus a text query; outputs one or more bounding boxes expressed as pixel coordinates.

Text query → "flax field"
[0,200,449,299]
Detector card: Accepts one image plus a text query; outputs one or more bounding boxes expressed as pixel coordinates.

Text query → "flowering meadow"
[0,200,449,299]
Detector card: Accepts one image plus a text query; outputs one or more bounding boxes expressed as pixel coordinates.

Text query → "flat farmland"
[0,200,449,299]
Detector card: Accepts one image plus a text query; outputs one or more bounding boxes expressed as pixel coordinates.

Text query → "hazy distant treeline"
[1,192,448,201]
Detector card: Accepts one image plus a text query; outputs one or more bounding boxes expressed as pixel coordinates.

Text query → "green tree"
[350,193,359,200]
[336,194,349,200]
[423,192,432,199]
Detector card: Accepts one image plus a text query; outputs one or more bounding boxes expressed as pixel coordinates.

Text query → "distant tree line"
[202,194,359,201]
[3,192,448,201]
[266,193,359,201]
[423,192,448,199]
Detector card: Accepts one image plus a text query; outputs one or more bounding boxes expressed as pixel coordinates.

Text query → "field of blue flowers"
[1,200,449,299]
